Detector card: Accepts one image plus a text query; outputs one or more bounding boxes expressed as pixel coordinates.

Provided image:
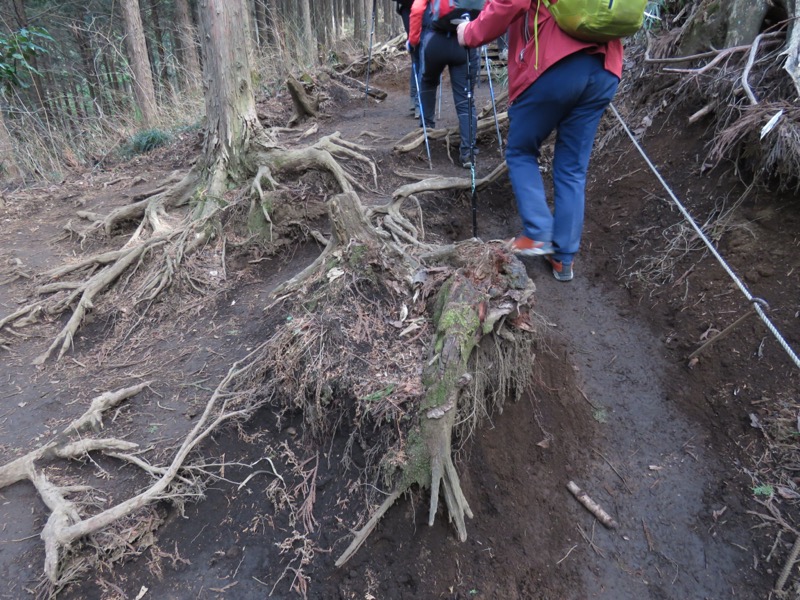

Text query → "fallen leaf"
[326,267,344,282]
[536,438,551,449]
[776,486,800,500]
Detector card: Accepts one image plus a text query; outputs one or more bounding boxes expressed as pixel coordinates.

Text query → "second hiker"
[408,0,483,168]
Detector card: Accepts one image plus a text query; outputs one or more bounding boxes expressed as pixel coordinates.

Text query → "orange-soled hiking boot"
[546,256,574,282]
[508,234,554,257]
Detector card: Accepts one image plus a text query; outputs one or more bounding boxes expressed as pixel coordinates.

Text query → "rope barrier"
[608,103,800,370]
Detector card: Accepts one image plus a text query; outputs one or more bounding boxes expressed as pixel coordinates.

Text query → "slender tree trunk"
[72,21,105,116]
[174,0,202,93]
[354,0,365,48]
[9,0,47,117]
[254,0,272,50]
[0,104,21,180]
[299,0,315,64]
[148,0,172,96]
[120,0,158,126]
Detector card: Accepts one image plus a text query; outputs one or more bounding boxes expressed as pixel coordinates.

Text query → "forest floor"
[1,52,800,600]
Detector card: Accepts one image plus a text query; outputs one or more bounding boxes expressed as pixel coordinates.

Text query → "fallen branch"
[567,480,618,529]
[774,533,800,593]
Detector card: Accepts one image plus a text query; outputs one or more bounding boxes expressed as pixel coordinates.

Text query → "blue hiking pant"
[506,51,619,264]
[420,30,479,161]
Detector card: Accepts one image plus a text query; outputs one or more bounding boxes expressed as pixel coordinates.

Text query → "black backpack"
[431,0,485,32]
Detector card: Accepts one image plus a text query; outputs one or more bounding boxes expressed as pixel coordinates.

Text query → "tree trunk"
[198,0,261,200]
[785,0,800,96]
[354,0,365,48]
[0,107,21,181]
[120,0,158,126]
[298,0,315,65]
[725,0,769,47]
[148,0,172,97]
[71,20,105,117]
[9,0,47,117]
[174,0,202,93]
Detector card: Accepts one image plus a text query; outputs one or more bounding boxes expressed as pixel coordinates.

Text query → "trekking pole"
[412,59,433,170]
[437,74,443,119]
[462,15,478,238]
[364,0,378,115]
[483,45,503,153]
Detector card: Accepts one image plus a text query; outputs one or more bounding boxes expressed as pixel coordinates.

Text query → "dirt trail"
[532,259,764,598]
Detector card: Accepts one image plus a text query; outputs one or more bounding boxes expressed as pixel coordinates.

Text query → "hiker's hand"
[457,22,468,46]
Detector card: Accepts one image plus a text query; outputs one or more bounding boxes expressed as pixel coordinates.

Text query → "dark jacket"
[395,0,414,15]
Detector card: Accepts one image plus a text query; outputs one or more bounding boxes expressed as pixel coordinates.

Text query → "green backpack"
[542,0,649,42]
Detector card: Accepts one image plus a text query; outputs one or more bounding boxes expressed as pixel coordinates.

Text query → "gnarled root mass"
[335,243,539,566]
[0,129,375,365]
[232,187,541,567]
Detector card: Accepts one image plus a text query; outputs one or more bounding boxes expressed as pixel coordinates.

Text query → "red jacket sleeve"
[462,0,529,48]
[409,0,429,46]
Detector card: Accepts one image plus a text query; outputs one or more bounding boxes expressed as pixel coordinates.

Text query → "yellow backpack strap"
[523,0,542,70]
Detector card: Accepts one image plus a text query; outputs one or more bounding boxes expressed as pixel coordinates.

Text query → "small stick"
[556,544,578,564]
[567,481,618,529]
[687,299,768,361]
[592,448,633,494]
[577,524,605,558]
[774,533,800,593]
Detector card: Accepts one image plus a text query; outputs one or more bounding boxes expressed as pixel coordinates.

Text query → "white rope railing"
[609,102,800,370]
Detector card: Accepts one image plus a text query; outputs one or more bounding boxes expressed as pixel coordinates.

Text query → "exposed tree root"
[1,344,287,588]
[1,81,544,586]
[334,34,406,78]
[1,130,376,363]
[392,161,508,199]
[0,383,150,584]
[394,111,509,158]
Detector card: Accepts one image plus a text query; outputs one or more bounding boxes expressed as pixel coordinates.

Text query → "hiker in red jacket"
[457,0,623,281]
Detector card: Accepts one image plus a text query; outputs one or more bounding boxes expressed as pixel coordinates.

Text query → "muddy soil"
[1,55,799,600]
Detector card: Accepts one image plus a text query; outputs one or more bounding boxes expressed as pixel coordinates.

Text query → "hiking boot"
[508,235,553,257]
[546,256,574,282]
[460,148,479,169]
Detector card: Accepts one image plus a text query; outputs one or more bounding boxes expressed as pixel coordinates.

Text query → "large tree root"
[1,346,285,587]
[0,383,149,583]
[335,250,536,566]
[394,110,509,157]
[0,131,376,363]
[2,98,541,588]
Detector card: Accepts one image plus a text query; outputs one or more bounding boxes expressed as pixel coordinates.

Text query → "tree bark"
[0,107,21,181]
[725,0,769,47]
[198,0,262,200]
[148,0,172,96]
[298,0,315,65]
[174,0,202,93]
[120,0,158,126]
[785,0,800,96]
